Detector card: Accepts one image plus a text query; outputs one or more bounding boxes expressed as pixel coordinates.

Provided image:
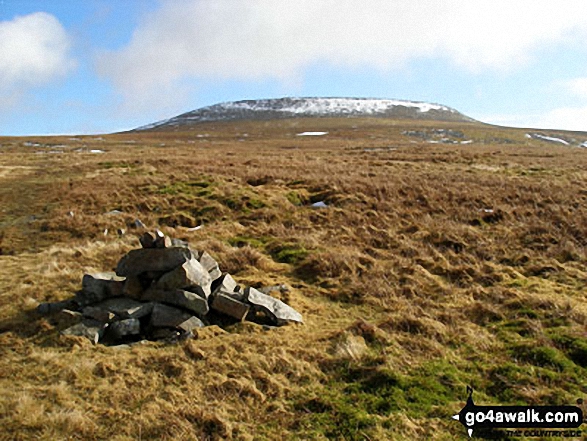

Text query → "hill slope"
[135,97,476,130]
[2,119,587,440]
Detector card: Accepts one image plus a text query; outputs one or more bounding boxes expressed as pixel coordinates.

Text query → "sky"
[1,0,587,136]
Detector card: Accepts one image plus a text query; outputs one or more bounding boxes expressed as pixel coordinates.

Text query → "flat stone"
[76,273,125,306]
[258,284,290,295]
[244,287,303,326]
[94,298,153,319]
[155,257,211,295]
[150,303,193,328]
[61,319,107,344]
[154,230,172,248]
[50,309,83,328]
[211,273,238,297]
[150,328,182,341]
[210,291,250,321]
[123,275,144,299]
[198,251,222,282]
[82,306,116,322]
[115,247,192,277]
[108,318,141,339]
[37,298,77,315]
[171,238,189,248]
[139,231,156,248]
[143,289,209,316]
[178,316,205,333]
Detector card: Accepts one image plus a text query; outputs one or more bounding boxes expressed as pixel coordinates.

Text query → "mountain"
[135,97,476,130]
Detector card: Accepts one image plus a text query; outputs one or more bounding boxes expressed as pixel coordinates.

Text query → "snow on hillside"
[218,97,451,115]
[135,97,468,130]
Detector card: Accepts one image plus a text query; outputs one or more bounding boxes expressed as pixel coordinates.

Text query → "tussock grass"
[1,118,587,439]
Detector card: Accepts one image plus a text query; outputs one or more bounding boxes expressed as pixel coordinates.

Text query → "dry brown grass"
[1,118,587,439]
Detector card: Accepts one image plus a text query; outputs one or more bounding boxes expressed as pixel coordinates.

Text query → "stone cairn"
[37,230,303,345]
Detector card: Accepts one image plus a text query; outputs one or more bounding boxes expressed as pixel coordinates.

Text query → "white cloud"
[564,78,587,99]
[483,107,587,132]
[533,106,587,132]
[96,0,587,115]
[0,12,75,103]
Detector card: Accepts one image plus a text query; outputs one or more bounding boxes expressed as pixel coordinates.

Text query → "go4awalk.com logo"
[452,387,583,438]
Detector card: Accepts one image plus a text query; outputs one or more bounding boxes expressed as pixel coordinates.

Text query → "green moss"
[549,330,587,368]
[512,343,574,371]
[286,191,303,206]
[269,243,309,264]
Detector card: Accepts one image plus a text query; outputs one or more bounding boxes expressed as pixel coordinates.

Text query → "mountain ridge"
[135,97,477,131]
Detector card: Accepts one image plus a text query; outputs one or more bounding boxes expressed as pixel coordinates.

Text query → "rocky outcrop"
[37,231,303,345]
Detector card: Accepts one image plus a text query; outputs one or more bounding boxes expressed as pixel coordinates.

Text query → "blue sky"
[1,0,587,135]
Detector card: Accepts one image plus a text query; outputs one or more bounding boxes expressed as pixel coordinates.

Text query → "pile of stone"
[37,230,303,345]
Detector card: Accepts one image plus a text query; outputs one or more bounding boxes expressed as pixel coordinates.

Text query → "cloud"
[564,78,587,99]
[96,0,587,115]
[0,12,75,105]
[533,106,587,132]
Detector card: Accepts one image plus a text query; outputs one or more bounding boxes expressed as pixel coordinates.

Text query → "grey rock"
[143,289,209,316]
[108,318,141,339]
[115,247,192,276]
[123,275,144,299]
[82,306,116,322]
[198,251,222,281]
[171,238,189,248]
[258,284,290,295]
[139,231,156,248]
[150,328,182,341]
[94,298,153,319]
[211,273,238,297]
[154,229,172,248]
[76,273,125,306]
[37,298,77,315]
[150,303,193,328]
[178,316,205,333]
[155,257,211,296]
[210,291,250,321]
[244,287,303,325]
[61,319,107,344]
[50,309,83,328]
[134,219,146,229]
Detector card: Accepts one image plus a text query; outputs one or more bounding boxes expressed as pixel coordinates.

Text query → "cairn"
[37,231,303,344]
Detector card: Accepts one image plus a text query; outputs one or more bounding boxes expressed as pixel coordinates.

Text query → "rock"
[61,319,107,344]
[178,316,205,333]
[211,273,238,296]
[108,318,141,339]
[115,247,192,276]
[143,289,209,316]
[198,251,222,282]
[76,273,125,306]
[134,219,146,229]
[244,287,303,325]
[37,298,77,315]
[155,257,211,296]
[50,309,83,328]
[94,298,153,319]
[82,306,116,322]
[123,275,144,299]
[149,303,193,328]
[150,328,182,341]
[171,238,190,247]
[154,229,172,248]
[210,291,250,321]
[258,284,290,295]
[139,231,156,248]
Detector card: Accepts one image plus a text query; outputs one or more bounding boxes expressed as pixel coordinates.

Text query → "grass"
[1,118,587,439]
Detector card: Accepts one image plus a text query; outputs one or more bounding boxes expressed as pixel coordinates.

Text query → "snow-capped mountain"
[135,97,475,130]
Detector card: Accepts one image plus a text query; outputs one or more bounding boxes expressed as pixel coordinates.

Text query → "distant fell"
[134,97,476,131]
